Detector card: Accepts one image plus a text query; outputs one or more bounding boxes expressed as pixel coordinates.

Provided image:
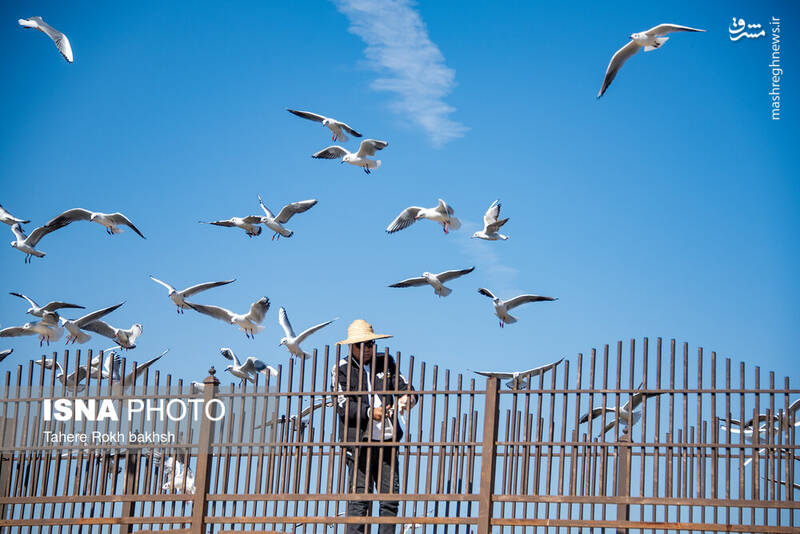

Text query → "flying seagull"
[199,216,263,237]
[471,200,509,241]
[477,288,558,328]
[60,302,125,344]
[219,347,268,385]
[386,199,462,234]
[10,292,84,317]
[9,222,64,262]
[186,297,269,338]
[471,358,564,389]
[45,208,145,239]
[257,195,318,240]
[0,310,63,345]
[389,267,475,297]
[312,139,388,174]
[579,384,662,434]
[0,349,12,363]
[742,399,800,430]
[278,307,337,360]
[83,321,143,349]
[34,358,87,391]
[598,24,705,98]
[149,276,235,313]
[287,109,362,142]
[18,17,73,63]
[0,204,30,226]
[89,347,167,387]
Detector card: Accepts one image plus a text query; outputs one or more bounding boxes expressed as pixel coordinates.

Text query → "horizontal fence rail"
[0,338,797,533]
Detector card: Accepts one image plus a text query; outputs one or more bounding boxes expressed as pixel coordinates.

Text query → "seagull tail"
[438,286,453,297]
[370,160,381,170]
[644,37,669,52]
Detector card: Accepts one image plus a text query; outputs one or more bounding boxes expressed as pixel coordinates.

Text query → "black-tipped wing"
[74,302,125,327]
[241,357,267,374]
[26,224,61,246]
[486,217,509,233]
[471,370,514,379]
[355,139,388,157]
[598,40,641,98]
[519,358,564,379]
[220,347,240,367]
[275,199,318,224]
[296,318,336,344]
[107,213,145,239]
[644,24,705,36]
[477,288,497,299]
[0,327,34,338]
[505,294,557,310]
[186,303,235,322]
[9,292,38,308]
[389,276,428,288]
[483,200,501,226]
[287,109,326,123]
[436,266,475,283]
[246,297,270,324]
[312,146,348,159]
[45,208,93,230]
[339,122,362,137]
[83,320,118,339]
[0,204,29,224]
[386,207,422,233]
[181,279,235,298]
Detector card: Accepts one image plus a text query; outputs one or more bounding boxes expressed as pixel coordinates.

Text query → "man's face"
[351,340,376,362]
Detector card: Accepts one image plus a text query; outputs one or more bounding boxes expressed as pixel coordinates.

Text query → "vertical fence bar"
[189,367,221,534]
[477,377,500,534]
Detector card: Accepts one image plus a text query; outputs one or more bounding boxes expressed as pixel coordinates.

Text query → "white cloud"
[334,0,468,147]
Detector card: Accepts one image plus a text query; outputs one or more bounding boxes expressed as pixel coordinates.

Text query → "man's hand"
[370,406,386,420]
[397,394,415,413]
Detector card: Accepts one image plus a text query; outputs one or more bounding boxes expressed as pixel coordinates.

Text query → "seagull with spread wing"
[477,288,558,328]
[471,200,509,241]
[34,357,87,391]
[598,24,705,98]
[149,276,235,313]
[312,139,388,174]
[89,347,167,388]
[389,267,475,297]
[46,208,145,239]
[9,222,65,263]
[0,204,29,227]
[186,297,269,338]
[257,195,318,240]
[219,347,268,385]
[83,321,143,349]
[471,358,564,389]
[0,310,63,345]
[10,292,84,318]
[199,215,263,237]
[60,302,125,344]
[386,199,462,234]
[287,109,362,142]
[18,16,73,63]
[278,307,337,360]
[579,384,662,434]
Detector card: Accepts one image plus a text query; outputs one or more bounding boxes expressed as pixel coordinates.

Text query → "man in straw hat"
[332,319,417,534]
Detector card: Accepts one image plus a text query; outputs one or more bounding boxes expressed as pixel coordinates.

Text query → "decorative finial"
[209,366,216,376]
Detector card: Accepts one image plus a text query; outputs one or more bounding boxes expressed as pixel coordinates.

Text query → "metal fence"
[0,338,797,533]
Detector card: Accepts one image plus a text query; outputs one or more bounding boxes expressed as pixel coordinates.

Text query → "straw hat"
[336,319,393,345]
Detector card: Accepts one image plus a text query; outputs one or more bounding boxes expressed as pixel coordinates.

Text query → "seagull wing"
[242,215,263,224]
[107,213,145,239]
[436,266,475,283]
[9,292,39,309]
[38,20,73,63]
[338,122,362,137]
[74,302,125,327]
[518,357,565,379]
[241,357,267,375]
[471,370,515,379]
[220,347,240,367]
[40,311,59,326]
[389,276,428,288]
[149,276,176,293]
[287,109,326,123]
[486,217,509,233]
[598,40,641,98]
[504,294,558,310]
[789,398,800,415]
[278,307,295,337]
[10,223,27,241]
[185,303,235,323]
[312,146,348,160]
[257,195,274,219]
[83,320,118,340]
[579,407,617,424]
[0,327,34,338]
[245,297,270,324]
[200,219,239,227]
[295,318,336,345]
[477,288,497,299]
[483,200,501,226]
[644,24,705,36]
[355,139,388,157]
[43,301,85,313]
[125,350,167,383]
[45,208,93,230]
[437,199,454,216]
[26,224,61,246]
[275,199,318,223]
[386,207,422,233]
[181,279,236,298]
[0,204,29,224]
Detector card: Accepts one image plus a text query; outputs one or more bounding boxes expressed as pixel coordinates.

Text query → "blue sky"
[0,0,798,389]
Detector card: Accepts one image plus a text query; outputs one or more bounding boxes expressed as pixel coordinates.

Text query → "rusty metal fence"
[0,338,797,533]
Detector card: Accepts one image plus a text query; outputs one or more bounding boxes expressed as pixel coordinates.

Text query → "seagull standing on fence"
[149,276,235,314]
[471,357,564,389]
[9,292,84,318]
[83,321,143,349]
[186,297,269,338]
[199,215,263,237]
[0,204,30,227]
[278,307,336,360]
[8,223,66,263]
[389,267,475,297]
[579,384,662,434]
[597,24,705,98]
[312,139,388,174]
[471,200,510,241]
[18,16,73,62]
[386,199,462,234]
[0,310,64,345]
[34,357,87,391]
[219,347,268,384]
[287,109,362,142]
[46,208,146,239]
[477,288,558,328]
[257,195,318,240]
[60,302,125,344]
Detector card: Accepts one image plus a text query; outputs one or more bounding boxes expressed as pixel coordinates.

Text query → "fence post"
[477,377,500,534]
[190,367,220,534]
[0,418,16,521]
[615,430,631,534]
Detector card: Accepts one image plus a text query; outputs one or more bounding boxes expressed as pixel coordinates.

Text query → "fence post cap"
[204,367,220,385]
